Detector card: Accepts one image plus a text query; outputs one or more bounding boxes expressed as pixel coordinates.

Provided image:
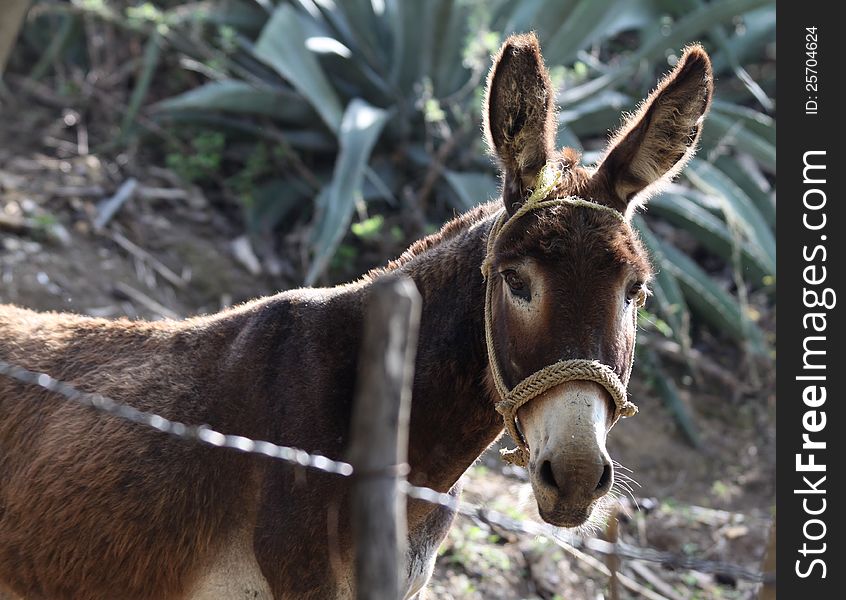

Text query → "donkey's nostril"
[539,460,558,490]
[595,463,613,493]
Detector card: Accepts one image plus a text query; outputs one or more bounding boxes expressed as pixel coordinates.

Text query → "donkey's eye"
[501,270,531,301]
[626,282,647,307]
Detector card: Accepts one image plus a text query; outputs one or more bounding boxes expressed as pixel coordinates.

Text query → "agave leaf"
[308,43,393,103]
[119,30,162,145]
[153,80,315,123]
[502,0,659,54]
[443,170,500,211]
[317,0,389,72]
[306,99,390,285]
[386,0,438,93]
[556,127,583,152]
[639,347,702,448]
[167,0,267,33]
[559,0,772,105]
[633,0,773,64]
[632,216,691,351]
[649,193,772,284]
[714,155,775,228]
[702,112,775,173]
[254,3,344,132]
[245,178,309,233]
[542,0,657,66]
[430,0,474,97]
[542,0,617,65]
[686,158,776,273]
[500,0,576,42]
[712,100,776,145]
[585,0,663,45]
[153,112,335,151]
[657,238,767,354]
[710,6,776,73]
[305,0,394,100]
[498,0,546,36]
[710,39,773,112]
[362,165,399,205]
[665,0,773,111]
[30,14,77,81]
[558,89,632,137]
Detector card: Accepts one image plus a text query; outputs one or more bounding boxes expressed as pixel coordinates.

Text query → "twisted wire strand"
[0,358,770,584]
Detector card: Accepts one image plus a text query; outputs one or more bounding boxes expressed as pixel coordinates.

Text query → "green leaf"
[710,6,776,73]
[245,179,307,233]
[559,0,773,105]
[657,238,766,354]
[118,30,162,146]
[254,4,344,132]
[714,98,779,148]
[714,155,775,228]
[30,14,77,81]
[702,111,776,173]
[152,112,335,151]
[543,0,640,66]
[541,1,613,64]
[640,347,701,448]
[443,171,500,211]
[686,158,776,274]
[166,0,267,33]
[498,0,546,36]
[666,0,773,111]
[558,90,632,137]
[632,216,691,350]
[306,99,390,285]
[317,0,389,74]
[649,193,772,284]
[430,1,474,97]
[153,80,315,123]
[387,0,437,92]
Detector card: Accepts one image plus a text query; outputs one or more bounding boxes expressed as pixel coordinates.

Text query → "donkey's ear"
[484,33,557,216]
[592,45,713,217]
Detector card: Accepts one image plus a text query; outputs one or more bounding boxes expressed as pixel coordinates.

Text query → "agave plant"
[160,3,770,308]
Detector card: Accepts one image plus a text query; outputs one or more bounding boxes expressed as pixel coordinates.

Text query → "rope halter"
[482,163,640,468]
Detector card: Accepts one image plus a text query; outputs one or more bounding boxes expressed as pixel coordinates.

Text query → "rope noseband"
[482,163,640,467]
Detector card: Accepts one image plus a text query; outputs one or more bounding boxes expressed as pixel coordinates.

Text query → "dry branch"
[543,532,672,600]
[110,231,187,289]
[112,281,179,320]
[95,178,138,230]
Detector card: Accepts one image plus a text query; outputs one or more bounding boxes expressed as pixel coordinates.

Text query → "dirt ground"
[0,103,776,600]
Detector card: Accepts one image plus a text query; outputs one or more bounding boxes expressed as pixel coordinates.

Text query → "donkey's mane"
[364,202,499,280]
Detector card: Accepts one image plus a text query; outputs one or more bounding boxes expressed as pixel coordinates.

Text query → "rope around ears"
[482,162,639,467]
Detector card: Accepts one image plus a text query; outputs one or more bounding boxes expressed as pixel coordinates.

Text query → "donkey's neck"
[389,204,504,495]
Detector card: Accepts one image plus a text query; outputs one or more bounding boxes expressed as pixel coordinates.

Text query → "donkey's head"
[483,34,712,527]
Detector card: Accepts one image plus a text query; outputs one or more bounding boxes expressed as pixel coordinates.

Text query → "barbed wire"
[0,358,772,584]
[0,359,354,476]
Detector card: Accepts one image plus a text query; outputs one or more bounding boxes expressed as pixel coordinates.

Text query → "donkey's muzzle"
[518,380,615,527]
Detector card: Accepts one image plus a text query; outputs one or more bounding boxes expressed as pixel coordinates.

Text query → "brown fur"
[591,45,713,215]
[0,34,711,600]
[484,32,557,215]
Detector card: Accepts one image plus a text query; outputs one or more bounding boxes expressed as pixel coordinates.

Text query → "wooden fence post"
[349,276,421,600]
[0,0,30,76]
[758,516,776,600]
